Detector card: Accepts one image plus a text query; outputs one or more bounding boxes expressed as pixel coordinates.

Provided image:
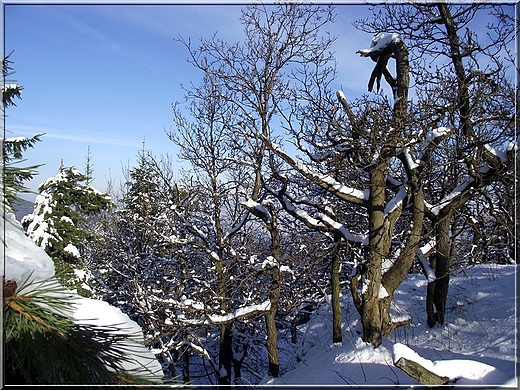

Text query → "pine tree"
[22,164,112,294]
[1,52,43,212]
[85,145,94,185]
[118,149,181,257]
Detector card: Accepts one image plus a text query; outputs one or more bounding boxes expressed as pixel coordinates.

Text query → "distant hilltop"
[11,198,35,222]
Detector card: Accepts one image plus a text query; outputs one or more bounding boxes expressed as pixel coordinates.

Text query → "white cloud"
[8,124,143,149]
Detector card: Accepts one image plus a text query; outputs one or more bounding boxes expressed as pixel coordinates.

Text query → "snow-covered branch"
[266,184,368,244]
[263,136,368,206]
[178,300,272,326]
[240,198,272,224]
[428,177,474,216]
[384,187,407,216]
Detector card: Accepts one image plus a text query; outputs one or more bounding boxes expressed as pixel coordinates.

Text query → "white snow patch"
[294,161,369,202]
[182,300,272,326]
[357,32,401,57]
[4,135,28,143]
[361,279,369,294]
[2,83,21,92]
[180,296,205,311]
[403,147,420,170]
[393,342,436,371]
[417,240,436,282]
[253,255,279,270]
[336,90,347,104]
[64,243,81,258]
[3,213,55,284]
[265,264,515,387]
[73,297,163,380]
[207,300,271,324]
[426,126,451,141]
[506,141,518,152]
[385,187,407,215]
[60,215,74,225]
[252,256,293,274]
[186,341,211,360]
[379,284,389,299]
[485,141,517,163]
[485,143,508,163]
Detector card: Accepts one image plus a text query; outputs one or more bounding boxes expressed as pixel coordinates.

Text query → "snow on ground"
[267,265,517,387]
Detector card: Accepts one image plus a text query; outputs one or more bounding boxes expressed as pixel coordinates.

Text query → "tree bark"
[216,256,232,385]
[331,235,342,344]
[362,166,388,347]
[427,214,453,327]
[426,276,437,328]
[218,323,233,385]
[265,204,281,377]
[265,281,280,377]
[360,35,410,348]
[213,171,233,385]
[182,345,190,383]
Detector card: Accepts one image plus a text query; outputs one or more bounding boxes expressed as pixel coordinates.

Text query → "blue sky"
[3,3,380,198]
[5,3,512,199]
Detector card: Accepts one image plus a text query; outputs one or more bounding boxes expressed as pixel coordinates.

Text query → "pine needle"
[3,275,160,385]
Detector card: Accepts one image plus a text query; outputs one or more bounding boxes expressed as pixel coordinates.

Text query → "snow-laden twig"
[179,300,272,326]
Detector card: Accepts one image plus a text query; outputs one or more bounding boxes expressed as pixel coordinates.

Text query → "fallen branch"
[395,357,450,387]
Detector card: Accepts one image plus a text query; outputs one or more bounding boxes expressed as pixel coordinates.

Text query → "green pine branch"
[3,275,162,385]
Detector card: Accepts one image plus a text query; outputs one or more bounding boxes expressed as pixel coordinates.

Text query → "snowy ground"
[266,265,517,388]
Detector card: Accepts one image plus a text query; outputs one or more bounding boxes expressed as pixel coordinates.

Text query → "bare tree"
[169,73,253,384]
[175,2,337,376]
[264,3,516,347]
[355,2,516,327]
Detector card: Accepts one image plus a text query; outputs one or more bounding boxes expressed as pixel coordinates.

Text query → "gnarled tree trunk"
[357,34,412,348]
